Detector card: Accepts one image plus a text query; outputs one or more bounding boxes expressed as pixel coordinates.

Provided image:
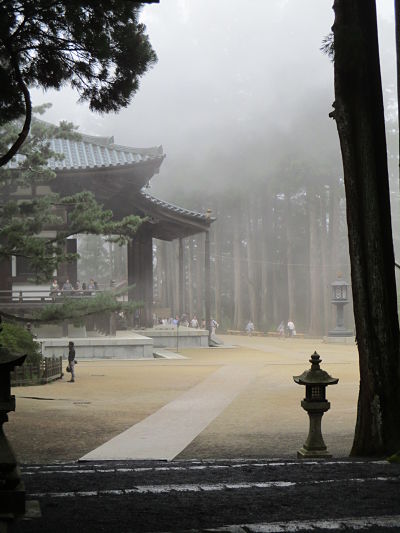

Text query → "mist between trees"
[77,89,400,336]
[152,96,352,336]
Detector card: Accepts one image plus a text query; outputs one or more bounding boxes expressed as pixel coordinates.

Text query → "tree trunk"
[308,189,322,335]
[195,235,204,320]
[233,206,243,329]
[286,196,296,322]
[187,239,194,319]
[270,195,279,327]
[213,224,221,324]
[395,0,400,186]
[333,0,400,455]
[246,197,258,325]
[320,191,330,334]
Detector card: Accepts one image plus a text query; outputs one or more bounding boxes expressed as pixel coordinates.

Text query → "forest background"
[35,0,399,335]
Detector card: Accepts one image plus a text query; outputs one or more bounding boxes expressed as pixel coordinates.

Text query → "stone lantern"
[293,351,338,458]
[0,348,26,519]
[328,276,353,337]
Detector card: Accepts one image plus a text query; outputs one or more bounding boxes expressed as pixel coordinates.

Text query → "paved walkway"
[81,364,263,461]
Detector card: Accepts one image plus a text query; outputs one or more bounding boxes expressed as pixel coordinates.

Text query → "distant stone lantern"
[293,352,338,458]
[0,348,26,518]
[328,275,353,337]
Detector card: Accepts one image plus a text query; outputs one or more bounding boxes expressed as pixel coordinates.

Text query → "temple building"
[1,129,215,329]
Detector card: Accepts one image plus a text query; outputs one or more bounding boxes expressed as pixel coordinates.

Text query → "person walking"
[287,320,296,337]
[210,318,219,336]
[277,321,285,338]
[67,341,76,383]
[245,320,255,336]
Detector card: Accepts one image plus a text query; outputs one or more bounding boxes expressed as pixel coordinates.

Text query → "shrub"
[0,323,42,364]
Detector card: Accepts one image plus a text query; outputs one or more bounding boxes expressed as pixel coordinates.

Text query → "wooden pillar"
[109,312,117,336]
[127,237,141,328]
[142,234,153,328]
[127,230,153,328]
[0,257,12,303]
[179,238,184,317]
[204,231,211,344]
[57,238,77,285]
[66,239,78,285]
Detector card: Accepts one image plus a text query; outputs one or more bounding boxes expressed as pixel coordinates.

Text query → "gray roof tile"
[7,129,163,171]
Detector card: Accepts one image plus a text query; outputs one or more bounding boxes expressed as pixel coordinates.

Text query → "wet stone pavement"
[9,458,400,532]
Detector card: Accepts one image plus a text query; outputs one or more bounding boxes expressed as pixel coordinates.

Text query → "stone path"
[80,364,262,461]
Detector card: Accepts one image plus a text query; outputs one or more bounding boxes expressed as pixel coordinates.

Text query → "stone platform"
[39,332,154,359]
[139,325,209,349]
[38,327,210,359]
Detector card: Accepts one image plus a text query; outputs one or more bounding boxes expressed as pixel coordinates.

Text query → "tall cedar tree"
[332,0,400,455]
[0,1,157,166]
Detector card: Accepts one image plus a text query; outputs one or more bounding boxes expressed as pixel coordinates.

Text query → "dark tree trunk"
[333,0,400,455]
[396,0,400,185]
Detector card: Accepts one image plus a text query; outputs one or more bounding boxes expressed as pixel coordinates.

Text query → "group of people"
[244,320,297,337]
[157,314,219,333]
[277,320,296,338]
[50,278,99,297]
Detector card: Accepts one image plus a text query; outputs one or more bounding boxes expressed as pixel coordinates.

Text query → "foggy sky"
[31,0,397,198]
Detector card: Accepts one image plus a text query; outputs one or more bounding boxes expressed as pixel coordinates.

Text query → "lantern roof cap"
[0,347,26,369]
[293,352,339,386]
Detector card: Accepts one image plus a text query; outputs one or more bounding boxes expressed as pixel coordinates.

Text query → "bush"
[0,323,42,364]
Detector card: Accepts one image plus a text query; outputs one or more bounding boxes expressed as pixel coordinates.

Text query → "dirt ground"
[6,335,359,463]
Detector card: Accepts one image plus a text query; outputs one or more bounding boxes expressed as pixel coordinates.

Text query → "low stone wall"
[142,327,209,348]
[40,335,154,359]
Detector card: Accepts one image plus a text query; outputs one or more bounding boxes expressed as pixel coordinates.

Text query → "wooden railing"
[11,356,63,386]
[0,289,103,304]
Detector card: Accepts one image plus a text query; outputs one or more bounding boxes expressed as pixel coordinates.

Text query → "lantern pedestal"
[297,401,332,458]
[293,352,338,460]
[328,277,353,338]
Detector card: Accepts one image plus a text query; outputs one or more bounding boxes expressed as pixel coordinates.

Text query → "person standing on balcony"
[50,279,59,300]
[62,279,73,295]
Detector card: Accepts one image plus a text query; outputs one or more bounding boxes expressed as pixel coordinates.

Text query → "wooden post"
[0,257,12,302]
[143,233,154,328]
[179,238,184,317]
[204,231,211,345]
[66,239,78,286]
[127,231,153,328]
[109,312,117,336]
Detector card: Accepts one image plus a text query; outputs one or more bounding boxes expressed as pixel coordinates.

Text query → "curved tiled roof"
[7,129,163,171]
[139,192,215,223]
